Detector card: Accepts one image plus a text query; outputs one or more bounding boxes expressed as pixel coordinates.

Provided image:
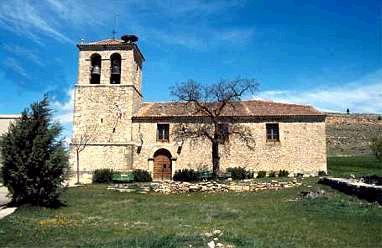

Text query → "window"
[157,123,169,142]
[90,53,101,84]
[110,53,121,84]
[266,123,279,141]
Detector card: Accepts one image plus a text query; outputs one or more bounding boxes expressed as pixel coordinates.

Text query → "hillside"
[326,113,382,156]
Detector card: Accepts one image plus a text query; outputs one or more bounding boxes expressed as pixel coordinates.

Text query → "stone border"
[319,177,382,204]
[108,179,303,194]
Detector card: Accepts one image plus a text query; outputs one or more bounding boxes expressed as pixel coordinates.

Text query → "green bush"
[278,170,289,177]
[318,170,327,176]
[268,171,276,178]
[257,171,266,178]
[226,167,254,180]
[173,169,199,182]
[92,169,114,183]
[370,137,382,162]
[132,169,152,182]
[0,96,69,207]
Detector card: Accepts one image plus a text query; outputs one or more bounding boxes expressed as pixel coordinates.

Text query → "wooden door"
[153,154,172,180]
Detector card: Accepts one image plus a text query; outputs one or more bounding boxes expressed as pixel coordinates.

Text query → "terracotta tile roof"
[133,100,323,118]
[85,39,124,45]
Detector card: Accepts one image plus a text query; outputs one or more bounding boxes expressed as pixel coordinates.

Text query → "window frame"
[266,123,280,142]
[156,123,170,142]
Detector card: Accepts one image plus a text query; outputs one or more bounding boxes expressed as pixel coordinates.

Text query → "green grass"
[0,156,381,247]
[0,181,381,247]
[328,155,382,177]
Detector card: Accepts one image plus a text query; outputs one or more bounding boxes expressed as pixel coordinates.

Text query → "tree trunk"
[76,149,80,185]
[212,140,220,178]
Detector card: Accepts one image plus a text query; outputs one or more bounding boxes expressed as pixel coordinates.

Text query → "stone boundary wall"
[319,177,382,204]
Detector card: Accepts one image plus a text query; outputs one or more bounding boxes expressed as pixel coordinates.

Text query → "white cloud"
[1,44,44,66]
[52,88,74,124]
[52,88,74,140]
[256,69,382,114]
[0,0,73,44]
[0,0,253,50]
[2,57,29,78]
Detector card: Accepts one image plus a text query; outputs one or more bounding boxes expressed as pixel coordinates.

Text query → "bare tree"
[70,125,98,184]
[171,78,258,178]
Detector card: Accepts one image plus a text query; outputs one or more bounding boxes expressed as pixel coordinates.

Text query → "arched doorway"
[153,149,172,180]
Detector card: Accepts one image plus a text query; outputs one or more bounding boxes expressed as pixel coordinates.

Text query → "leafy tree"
[0,96,69,207]
[171,78,258,178]
[370,137,382,162]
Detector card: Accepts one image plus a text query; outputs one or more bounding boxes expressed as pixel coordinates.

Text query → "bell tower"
[72,34,144,173]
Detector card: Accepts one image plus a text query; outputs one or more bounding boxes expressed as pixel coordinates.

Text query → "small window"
[266,123,279,141]
[157,124,169,142]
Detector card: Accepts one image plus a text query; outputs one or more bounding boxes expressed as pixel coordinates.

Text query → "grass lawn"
[328,155,382,177]
[0,156,381,247]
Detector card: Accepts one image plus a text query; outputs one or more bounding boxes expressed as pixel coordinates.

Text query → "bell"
[111,65,120,74]
[91,65,100,75]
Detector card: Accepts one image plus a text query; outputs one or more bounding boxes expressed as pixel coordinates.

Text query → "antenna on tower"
[112,14,119,39]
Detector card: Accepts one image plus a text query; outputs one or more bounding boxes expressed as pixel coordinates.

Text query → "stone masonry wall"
[131,120,327,176]
[77,49,140,88]
[70,46,143,177]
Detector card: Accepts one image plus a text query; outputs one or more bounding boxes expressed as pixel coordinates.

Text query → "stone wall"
[71,46,143,176]
[70,118,326,180]
[73,85,140,143]
[0,115,20,164]
[0,115,20,136]
[77,49,141,88]
[131,120,327,176]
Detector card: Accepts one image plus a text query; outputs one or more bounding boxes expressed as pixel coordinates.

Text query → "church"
[70,34,327,182]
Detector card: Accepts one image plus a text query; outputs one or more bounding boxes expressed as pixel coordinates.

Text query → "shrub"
[296,173,304,178]
[268,171,276,178]
[173,169,198,182]
[132,169,152,182]
[370,137,382,162]
[257,171,266,178]
[226,167,254,180]
[0,96,69,207]
[92,169,114,183]
[278,170,289,177]
[378,116,382,121]
[318,170,327,176]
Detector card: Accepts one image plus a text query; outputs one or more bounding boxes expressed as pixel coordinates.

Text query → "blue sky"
[0,0,381,138]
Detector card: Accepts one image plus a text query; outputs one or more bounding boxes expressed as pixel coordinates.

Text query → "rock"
[207,240,215,248]
[213,230,222,236]
[213,237,219,242]
[204,232,213,238]
[216,243,224,248]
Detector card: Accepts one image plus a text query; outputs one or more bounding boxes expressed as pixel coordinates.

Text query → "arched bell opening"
[110,53,121,84]
[90,53,101,84]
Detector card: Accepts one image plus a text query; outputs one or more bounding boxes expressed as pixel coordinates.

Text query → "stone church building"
[70,35,326,181]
